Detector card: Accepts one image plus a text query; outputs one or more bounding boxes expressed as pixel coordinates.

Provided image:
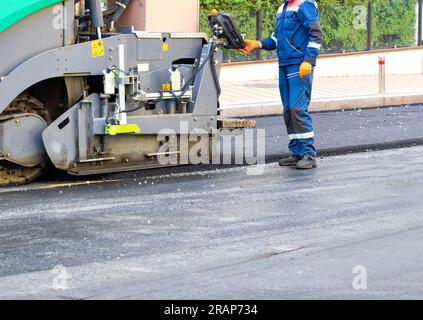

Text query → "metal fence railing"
[200,0,423,63]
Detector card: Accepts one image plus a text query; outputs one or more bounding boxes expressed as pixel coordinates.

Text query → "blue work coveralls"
[261,0,323,157]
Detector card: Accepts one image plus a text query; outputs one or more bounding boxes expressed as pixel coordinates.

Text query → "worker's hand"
[299,62,312,78]
[238,40,261,54]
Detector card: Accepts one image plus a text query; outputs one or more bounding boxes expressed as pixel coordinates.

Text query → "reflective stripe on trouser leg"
[280,64,316,157]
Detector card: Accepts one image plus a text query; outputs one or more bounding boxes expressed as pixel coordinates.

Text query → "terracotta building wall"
[108,0,200,32]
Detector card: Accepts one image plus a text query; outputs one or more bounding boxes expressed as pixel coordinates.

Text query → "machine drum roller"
[0,95,50,186]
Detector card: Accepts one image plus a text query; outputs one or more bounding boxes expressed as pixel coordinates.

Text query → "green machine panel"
[0,0,63,33]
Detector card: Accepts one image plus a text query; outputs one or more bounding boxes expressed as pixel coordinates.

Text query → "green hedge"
[200,0,418,61]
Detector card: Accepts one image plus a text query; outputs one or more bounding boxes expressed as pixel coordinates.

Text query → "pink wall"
[109,0,200,32]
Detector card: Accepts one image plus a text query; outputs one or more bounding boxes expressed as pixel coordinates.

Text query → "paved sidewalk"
[220,74,423,117]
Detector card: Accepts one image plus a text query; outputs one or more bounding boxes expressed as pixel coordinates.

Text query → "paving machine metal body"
[0,1,250,186]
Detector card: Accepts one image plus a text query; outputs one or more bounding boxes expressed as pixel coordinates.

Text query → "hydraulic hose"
[112,0,132,22]
[210,44,222,99]
[178,43,220,100]
[103,0,132,24]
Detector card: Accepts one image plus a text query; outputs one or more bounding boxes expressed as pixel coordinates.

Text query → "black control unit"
[208,10,246,49]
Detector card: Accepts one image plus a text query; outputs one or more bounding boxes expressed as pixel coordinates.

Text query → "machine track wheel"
[0,163,47,187]
[0,94,51,187]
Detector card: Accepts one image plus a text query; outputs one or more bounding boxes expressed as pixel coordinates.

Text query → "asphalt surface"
[0,105,423,299]
[30,103,423,185]
[259,104,423,160]
[1,146,423,299]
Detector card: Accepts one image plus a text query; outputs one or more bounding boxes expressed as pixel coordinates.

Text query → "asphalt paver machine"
[0,0,252,186]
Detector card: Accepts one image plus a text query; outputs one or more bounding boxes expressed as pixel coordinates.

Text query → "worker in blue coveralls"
[239,0,323,169]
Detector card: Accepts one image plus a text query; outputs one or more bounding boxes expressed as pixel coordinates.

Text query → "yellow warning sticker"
[162,83,171,91]
[91,40,105,58]
[162,42,169,52]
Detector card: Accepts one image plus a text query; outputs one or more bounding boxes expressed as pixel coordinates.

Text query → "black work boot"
[296,155,317,170]
[279,155,301,167]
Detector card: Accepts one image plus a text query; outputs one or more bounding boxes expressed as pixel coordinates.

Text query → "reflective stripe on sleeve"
[307,42,321,49]
[287,6,300,12]
[271,33,278,46]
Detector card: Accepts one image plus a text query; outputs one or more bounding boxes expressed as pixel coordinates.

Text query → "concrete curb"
[220,92,423,118]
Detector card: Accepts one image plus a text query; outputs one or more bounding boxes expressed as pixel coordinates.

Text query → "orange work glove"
[238,40,261,54]
[299,62,312,78]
